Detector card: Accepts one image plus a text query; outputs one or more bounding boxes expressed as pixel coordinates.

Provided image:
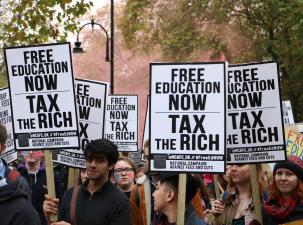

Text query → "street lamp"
[73,0,114,95]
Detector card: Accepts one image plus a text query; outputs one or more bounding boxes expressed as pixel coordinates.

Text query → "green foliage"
[0,0,93,86]
[120,0,303,121]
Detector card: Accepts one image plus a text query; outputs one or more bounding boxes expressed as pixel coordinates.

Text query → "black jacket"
[58,180,131,225]
[0,182,41,225]
[18,166,48,225]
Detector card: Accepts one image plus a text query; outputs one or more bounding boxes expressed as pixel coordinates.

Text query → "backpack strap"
[70,185,81,225]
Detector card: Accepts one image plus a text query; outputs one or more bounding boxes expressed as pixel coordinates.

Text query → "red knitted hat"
[273,155,303,180]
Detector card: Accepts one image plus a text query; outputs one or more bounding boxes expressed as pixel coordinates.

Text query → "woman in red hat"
[263,155,303,225]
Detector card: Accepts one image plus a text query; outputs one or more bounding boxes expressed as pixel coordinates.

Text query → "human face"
[86,154,113,181]
[275,168,298,197]
[113,160,135,191]
[153,181,175,213]
[22,151,43,164]
[230,164,251,185]
[80,169,89,184]
[223,165,232,182]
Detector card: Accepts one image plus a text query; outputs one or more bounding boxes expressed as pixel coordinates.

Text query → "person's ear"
[167,189,176,203]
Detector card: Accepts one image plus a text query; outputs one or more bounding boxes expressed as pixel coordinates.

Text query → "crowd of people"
[0,122,303,225]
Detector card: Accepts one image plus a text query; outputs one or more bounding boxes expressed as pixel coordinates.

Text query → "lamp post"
[110,0,114,95]
[73,2,114,94]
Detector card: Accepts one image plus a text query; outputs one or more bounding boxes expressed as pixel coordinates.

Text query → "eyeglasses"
[114,167,134,175]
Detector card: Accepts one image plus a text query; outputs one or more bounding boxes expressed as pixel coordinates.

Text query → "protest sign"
[227,62,286,163]
[129,151,144,167]
[105,95,138,152]
[53,79,107,168]
[285,128,303,160]
[5,43,79,150]
[282,100,295,125]
[150,62,226,173]
[295,123,303,133]
[0,88,17,163]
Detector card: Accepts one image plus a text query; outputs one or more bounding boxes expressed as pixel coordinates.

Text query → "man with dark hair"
[153,173,207,225]
[130,141,204,225]
[43,139,130,225]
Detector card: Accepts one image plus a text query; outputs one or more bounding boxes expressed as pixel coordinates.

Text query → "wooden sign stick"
[250,164,263,225]
[44,150,57,222]
[214,175,221,199]
[68,168,76,188]
[177,174,186,225]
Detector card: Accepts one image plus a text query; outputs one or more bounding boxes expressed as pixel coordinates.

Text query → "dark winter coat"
[0,182,41,225]
[18,165,48,225]
[2,158,31,196]
[153,205,207,225]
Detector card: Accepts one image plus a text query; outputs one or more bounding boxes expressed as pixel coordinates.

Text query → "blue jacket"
[185,205,207,225]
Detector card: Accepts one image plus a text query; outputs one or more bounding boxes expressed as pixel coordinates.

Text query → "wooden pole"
[74,169,79,185]
[68,168,76,188]
[214,175,221,199]
[177,174,186,225]
[250,164,263,225]
[44,150,57,222]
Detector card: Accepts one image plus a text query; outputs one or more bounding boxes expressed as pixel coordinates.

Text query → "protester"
[217,165,232,193]
[152,173,207,225]
[193,173,212,210]
[136,164,146,181]
[43,139,131,225]
[130,140,204,225]
[18,150,64,225]
[113,157,136,198]
[0,124,31,195]
[263,155,303,225]
[203,173,216,199]
[210,164,266,225]
[77,169,89,185]
[53,164,68,199]
[130,139,159,225]
[0,177,41,225]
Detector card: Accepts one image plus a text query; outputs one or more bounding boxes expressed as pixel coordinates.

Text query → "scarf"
[264,196,297,220]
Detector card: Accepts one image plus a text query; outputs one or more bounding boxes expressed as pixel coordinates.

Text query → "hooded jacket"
[1,158,31,196]
[0,181,41,225]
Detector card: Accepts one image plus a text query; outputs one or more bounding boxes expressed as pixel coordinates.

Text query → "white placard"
[150,63,226,173]
[53,78,108,168]
[227,62,286,163]
[105,95,138,152]
[282,100,295,125]
[0,88,17,163]
[5,43,79,150]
